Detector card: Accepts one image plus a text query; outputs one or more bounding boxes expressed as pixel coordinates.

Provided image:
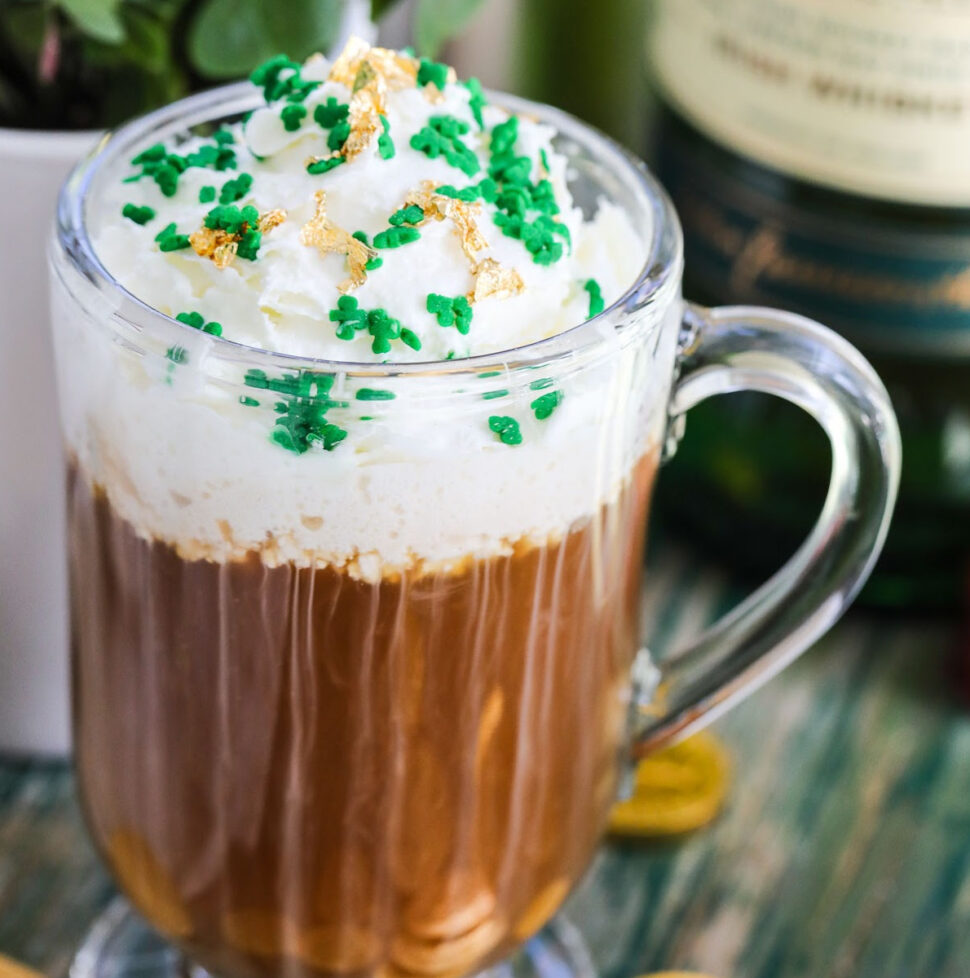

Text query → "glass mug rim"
[55,82,683,380]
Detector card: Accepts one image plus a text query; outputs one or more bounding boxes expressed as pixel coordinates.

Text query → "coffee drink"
[54,38,672,978]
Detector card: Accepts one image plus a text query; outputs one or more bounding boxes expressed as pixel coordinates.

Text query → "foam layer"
[54,42,674,573]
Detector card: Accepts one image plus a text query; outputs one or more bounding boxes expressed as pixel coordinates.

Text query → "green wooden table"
[2,549,969,978]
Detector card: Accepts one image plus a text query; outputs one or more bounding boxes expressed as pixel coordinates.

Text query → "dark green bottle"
[647,0,970,609]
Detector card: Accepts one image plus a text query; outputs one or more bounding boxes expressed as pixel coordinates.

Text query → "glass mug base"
[71,900,597,978]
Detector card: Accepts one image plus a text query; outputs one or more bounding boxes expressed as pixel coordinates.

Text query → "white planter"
[0,127,97,756]
[0,7,376,758]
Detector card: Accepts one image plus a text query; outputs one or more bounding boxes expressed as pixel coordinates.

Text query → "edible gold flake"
[189,227,238,269]
[190,209,284,269]
[402,181,488,263]
[258,209,287,233]
[470,258,525,302]
[446,198,488,262]
[329,37,418,92]
[344,83,385,161]
[300,189,377,292]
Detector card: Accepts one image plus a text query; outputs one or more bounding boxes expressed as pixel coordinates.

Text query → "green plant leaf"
[56,0,125,43]
[414,0,484,56]
[370,0,401,19]
[188,0,346,78]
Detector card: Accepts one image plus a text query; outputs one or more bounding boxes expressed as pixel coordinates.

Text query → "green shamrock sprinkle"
[463,78,487,129]
[131,143,166,166]
[352,231,383,270]
[482,389,508,400]
[199,203,262,260]
[373,226,421,249]
[213,127,235,145]
[435,184,478,202]
[488,415,522,445]
[219,172,253,204]
[389,204,425,226]
[529,179,559,216]
[493,212,567,265]
[531,390,563,420]
[356,388,396,401]
[152,160,182,197]
[378,116,395,159]
[313,97,350,129]
[478,370,502,378]
[368,308,402,354]
[124,137,235,192]
[329,294,369,340]
[235,228,262,261]
[328,120,352,152]
[410,115,480,177]
[584,278,604,317]
[159,235,190,251]
[185,142,237,171]
[400,327,422,351]
[154,223,191,251]
[166,345,188,365]
[486,114,567,265]
[176,310,222,336]
[250,54,302,102]
[489,153,531,185]
[328,297,418,354]
[307,156,346,176]
[122,203,155,225]
[490,116,518,156]
[204,203,258,234]
[243,368,347,455]
[199,185,216,203]
[239,395,260,407]
[417,57,450,91]
[280,103,307,131]
[427,293,473,334]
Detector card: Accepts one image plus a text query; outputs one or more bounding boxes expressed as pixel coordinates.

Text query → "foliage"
[0,0,484,130]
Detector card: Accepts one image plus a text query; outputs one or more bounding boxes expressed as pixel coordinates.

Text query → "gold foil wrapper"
[300,190,377,293]
[608,731,731,837]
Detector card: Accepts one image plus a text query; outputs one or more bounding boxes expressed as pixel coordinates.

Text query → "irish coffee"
[54,36,673,978]
[69,450,655,978]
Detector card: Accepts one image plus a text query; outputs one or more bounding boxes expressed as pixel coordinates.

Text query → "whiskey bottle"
[648,0,970,609]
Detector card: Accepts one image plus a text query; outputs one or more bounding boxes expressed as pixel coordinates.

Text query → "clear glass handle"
[635,303,902,755]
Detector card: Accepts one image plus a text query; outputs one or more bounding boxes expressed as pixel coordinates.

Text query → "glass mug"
[52,84,900,978]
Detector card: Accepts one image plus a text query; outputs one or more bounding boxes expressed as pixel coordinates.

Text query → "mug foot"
[71,899,597,978]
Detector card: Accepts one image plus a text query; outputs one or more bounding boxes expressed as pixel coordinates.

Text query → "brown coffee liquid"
[69,454,655,978]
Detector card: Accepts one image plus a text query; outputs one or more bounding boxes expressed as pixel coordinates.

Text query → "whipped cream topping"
[92,41,642,362]
[55,41,672,575]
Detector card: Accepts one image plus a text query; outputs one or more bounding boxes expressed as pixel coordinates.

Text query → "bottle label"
[650,0,970,206]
